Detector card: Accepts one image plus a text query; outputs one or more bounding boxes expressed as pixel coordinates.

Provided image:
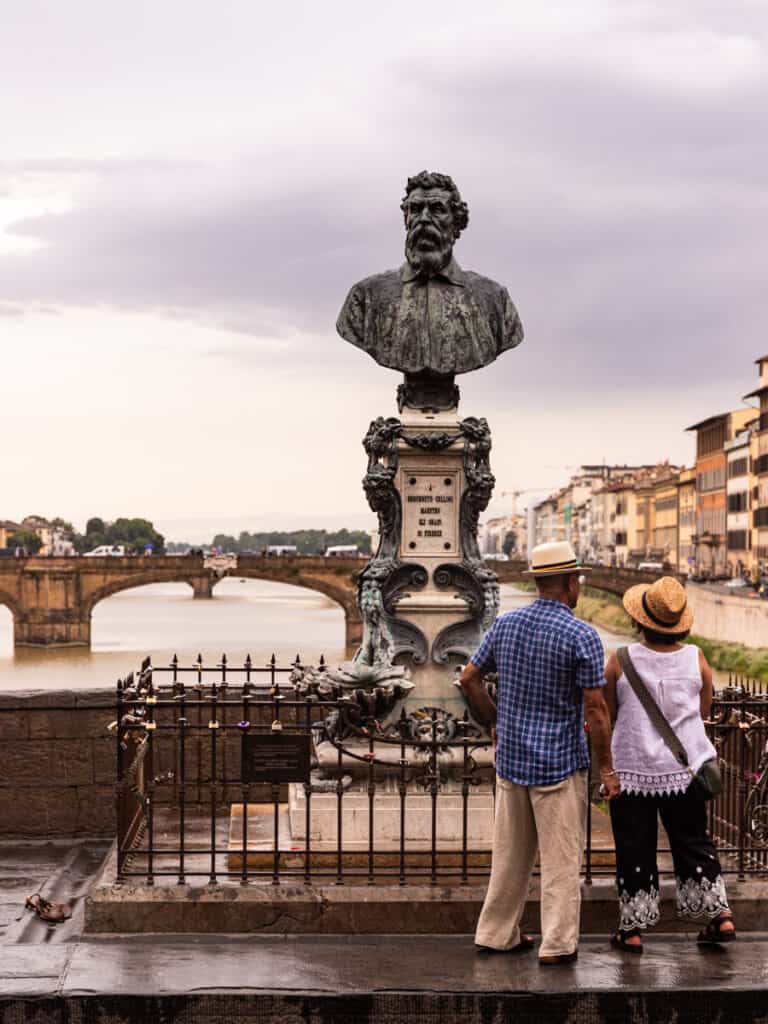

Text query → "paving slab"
[0,839,110,944]
[2,934,768,1022]
[59,933,768,995]
[0,946,70,997]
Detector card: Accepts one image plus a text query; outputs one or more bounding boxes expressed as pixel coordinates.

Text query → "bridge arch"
[232,564,362,646]
[0,587,22,622]
[82,573,211,618]
[83,562,362,649]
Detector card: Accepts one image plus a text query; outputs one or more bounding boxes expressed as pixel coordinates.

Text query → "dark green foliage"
[50,517,74,532]
[74,516,165,554]
[6,529,42,554]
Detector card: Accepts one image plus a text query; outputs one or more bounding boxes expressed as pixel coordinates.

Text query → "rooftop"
[685,412,730,432]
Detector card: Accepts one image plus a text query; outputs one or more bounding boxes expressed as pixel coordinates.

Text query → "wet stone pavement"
[2,841,768,1022]
[4,932,768,1022]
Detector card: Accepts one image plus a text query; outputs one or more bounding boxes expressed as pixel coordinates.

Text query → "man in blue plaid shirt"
[460,541,619,965]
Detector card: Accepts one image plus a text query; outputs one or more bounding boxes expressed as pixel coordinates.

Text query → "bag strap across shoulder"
[616,646,690,769]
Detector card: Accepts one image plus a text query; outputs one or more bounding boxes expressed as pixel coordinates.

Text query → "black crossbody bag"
[617,647,722,802]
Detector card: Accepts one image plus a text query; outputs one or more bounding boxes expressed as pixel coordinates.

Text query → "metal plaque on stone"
[241,733,311,784]
[401,471,459,556]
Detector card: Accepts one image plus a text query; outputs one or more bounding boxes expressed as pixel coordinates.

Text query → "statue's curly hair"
[401,170,469,238]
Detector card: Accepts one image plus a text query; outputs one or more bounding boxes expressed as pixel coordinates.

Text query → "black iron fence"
[115,657,768,886]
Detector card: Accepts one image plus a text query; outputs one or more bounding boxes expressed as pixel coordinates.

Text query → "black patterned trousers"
[609,787,731,931]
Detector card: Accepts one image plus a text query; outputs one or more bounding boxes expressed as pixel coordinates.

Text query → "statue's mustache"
[407,223,448,249]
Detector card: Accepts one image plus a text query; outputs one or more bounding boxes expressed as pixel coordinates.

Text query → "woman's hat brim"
[622,582,694,634]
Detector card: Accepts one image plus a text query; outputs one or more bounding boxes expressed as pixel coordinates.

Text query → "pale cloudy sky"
[1,1,767,541]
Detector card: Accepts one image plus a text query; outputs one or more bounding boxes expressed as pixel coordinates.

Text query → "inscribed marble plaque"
[402,472,459,556]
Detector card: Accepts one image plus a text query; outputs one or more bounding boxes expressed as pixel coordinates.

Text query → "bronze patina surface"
[337,170,523,410]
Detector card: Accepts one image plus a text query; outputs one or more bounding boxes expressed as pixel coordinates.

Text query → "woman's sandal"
[610,928,644,954]
[25,893,72,924]
[697,914,736,946]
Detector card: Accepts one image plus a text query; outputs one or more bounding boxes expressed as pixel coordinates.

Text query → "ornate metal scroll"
[429,417,499,664]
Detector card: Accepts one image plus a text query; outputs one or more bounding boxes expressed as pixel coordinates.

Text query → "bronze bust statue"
[336,170,524,409]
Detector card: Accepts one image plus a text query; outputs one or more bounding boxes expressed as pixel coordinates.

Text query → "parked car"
[83,545,126,557]
[637,561,665,573]
[724,577,750,589]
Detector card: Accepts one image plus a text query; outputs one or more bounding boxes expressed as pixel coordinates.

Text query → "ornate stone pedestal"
[283,400,499,848]
[392,406,497,714]
[351,405,497,712]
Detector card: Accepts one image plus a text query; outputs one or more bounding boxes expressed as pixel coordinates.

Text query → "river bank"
[513,580,768,683]
[577,587,768,684]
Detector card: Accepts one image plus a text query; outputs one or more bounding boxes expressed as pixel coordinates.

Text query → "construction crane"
[500,487,556,517]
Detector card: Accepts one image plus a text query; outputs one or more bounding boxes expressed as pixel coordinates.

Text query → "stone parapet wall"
[0,689,115,837]
[0,688,281,838]
[685,583,768,649]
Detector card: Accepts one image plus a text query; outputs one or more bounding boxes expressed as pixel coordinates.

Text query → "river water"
[0,580,643,692]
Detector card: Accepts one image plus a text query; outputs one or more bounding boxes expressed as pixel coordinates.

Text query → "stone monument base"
[287,781,494,846]
[226,802,493,874]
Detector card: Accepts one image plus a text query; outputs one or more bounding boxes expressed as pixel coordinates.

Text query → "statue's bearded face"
[403,187,455,277]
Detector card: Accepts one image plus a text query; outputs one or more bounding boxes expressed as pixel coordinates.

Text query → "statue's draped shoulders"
[460,270,524,358]
[336,268,402,352]
[336,265,524,374]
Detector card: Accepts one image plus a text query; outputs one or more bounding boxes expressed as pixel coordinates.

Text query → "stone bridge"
[0,555,365,648]
[0,554,666,649]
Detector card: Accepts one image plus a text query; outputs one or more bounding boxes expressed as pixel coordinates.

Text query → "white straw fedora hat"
[523,541,591,577]
[622,576,693,634]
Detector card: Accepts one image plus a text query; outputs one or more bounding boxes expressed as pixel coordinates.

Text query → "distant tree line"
[3,515,165,557]
[5,529,43,554]
[73,517,165,555]
[210,528,372,555]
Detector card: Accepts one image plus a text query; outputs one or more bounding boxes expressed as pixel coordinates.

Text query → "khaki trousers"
[475,770,587,958]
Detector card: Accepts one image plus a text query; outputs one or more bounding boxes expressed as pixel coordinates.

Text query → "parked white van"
[325,545,360,557]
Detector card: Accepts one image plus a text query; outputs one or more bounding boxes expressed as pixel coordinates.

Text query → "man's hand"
[600,771,621,801]
[458,662,497,731]
[583,688,620,801]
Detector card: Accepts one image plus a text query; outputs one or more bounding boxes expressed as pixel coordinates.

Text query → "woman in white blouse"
[604,576,735,954]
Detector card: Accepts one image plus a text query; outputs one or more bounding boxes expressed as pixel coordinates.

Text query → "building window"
[727,530,748,551]
[728,457,749,479]
[697,423,727,457]
[697,467,726,492]
[615,532,627,546]
[727,492,748,513]
[755,508,768,529]
[699,510,726,535]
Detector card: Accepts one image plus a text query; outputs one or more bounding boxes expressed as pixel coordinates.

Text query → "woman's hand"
[600,768,622,801]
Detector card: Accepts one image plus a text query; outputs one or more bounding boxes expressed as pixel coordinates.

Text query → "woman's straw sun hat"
[622,575,693,635]
[523,541,591,577]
